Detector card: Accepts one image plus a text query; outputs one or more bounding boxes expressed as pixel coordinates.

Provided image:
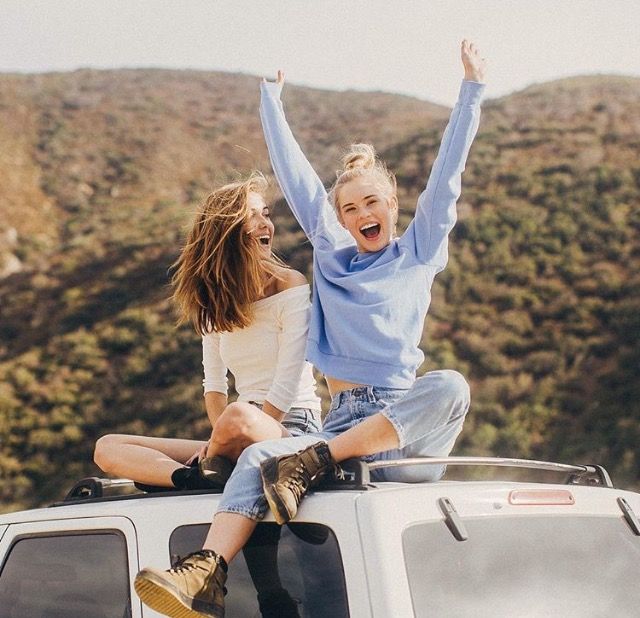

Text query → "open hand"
[461,40,486,83]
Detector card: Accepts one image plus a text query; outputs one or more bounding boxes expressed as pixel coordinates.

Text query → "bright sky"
[1,0,639,106]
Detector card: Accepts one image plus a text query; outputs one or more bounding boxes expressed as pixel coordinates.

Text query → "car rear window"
[170,522,349,617]
[0,531,130,618]
[403,514,640,617]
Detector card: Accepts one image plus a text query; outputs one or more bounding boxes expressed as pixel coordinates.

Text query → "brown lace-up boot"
[134,550,227,618]
[199,455,235,489]
[260,441,335,525]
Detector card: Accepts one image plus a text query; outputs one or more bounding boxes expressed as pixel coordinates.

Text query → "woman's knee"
[216,402,259,441]
[440,370,470,403]
[422,370,470,412]
[93,434,125,472]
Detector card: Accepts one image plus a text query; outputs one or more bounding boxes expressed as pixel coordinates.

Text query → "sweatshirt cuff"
[459,80,485,106]
[260,80,283,99]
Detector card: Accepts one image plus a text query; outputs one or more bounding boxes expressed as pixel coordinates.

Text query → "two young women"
[135,40,486,618]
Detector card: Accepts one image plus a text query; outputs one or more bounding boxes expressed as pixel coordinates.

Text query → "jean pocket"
[282,408,319,435]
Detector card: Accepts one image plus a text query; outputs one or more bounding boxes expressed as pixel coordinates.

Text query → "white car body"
[1,457,640,617]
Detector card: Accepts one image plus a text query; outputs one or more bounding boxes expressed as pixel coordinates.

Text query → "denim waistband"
[330,385,406,409]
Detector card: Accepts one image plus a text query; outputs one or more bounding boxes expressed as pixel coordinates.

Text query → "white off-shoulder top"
[202,284,321,413]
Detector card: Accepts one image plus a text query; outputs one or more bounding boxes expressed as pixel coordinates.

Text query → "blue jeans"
[218,370,470,520]
[281,407,322,436]
[249,402,321,436]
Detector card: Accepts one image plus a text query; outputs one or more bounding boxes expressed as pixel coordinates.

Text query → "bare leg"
[327,413,399,462]
[94,434,205,486]
[203,512,258,564]
[207,402,291,462]
[96,403,294,486]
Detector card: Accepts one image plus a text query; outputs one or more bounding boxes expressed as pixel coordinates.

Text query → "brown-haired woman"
[94,172,321,493]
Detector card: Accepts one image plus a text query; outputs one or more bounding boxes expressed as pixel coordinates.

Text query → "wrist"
[464,71,485,83]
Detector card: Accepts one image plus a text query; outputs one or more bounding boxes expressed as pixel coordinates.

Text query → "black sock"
[172,465,218,490]
[171,466,197,489]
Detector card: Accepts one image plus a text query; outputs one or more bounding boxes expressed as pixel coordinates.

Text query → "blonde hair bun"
[341,143,376,172]
[329,143,397,211]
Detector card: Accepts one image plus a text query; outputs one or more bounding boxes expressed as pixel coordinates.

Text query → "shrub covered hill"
[0,69,638,511]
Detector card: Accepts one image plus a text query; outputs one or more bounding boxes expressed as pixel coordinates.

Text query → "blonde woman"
[94,173,321,492]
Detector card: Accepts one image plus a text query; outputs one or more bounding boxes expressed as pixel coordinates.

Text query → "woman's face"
[243,192,275,258]
[336,176,398,253]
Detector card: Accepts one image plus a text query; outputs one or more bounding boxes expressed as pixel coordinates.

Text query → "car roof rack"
[62,477,137,501]
[52,477,225,507]
[323,456,613,490]
[54,456,613,506]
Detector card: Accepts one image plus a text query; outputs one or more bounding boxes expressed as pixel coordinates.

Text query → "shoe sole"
[260,457,294,525]
[134,571,222,618]
[197,476,227,490]
[198,471,229,489]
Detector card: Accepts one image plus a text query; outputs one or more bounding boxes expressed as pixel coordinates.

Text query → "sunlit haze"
[1,0,639,106]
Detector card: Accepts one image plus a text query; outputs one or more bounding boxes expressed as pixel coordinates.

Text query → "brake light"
[508,490,575,505]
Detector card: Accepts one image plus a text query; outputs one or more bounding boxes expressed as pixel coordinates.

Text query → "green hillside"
[0,70,638,512]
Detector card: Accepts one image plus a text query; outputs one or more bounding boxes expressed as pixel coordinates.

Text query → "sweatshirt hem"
[307,344,416,390]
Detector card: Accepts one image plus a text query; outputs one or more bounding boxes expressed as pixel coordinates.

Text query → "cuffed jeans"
[218,370,470,520]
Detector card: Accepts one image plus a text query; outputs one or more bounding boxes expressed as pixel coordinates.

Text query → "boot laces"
[169,551,213,574]
[282,462,312,500]
[332,465,346,481]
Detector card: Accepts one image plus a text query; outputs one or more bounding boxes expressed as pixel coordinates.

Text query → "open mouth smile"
[359,222,381,240]
[258,234,271,246]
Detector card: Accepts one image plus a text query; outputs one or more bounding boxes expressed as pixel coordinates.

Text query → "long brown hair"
[171,173,280,334]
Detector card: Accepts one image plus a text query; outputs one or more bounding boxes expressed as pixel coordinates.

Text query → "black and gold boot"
[134,550,227,618]
[199,455,235,489]
[260,442,335,525]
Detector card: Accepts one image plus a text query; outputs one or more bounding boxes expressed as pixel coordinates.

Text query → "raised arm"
[260,72,348,247]
[403,40,486,269]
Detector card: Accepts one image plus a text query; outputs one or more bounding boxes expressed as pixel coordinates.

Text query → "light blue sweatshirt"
[260,80,484,389]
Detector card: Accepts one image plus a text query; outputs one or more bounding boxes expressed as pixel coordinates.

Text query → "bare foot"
[461,39,487,83]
